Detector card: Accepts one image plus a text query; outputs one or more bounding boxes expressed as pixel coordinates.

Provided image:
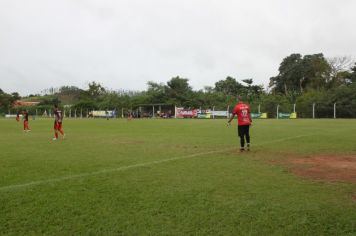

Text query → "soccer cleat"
[240,148,245,152]
[52,138,57,141]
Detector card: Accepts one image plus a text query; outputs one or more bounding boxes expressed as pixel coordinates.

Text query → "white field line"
[0,134,314,192]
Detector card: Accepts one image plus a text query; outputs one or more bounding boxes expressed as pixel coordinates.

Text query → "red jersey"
[54,110,63,123]
[23,112,29,121]
[233,102,252,126]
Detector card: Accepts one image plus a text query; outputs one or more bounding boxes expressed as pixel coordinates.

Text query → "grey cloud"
[0,0,355,95]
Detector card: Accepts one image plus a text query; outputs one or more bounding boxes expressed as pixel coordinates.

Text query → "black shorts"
[238,125,250,137]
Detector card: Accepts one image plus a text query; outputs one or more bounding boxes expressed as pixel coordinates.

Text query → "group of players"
[15,98,251,150]
[16,105,65,141]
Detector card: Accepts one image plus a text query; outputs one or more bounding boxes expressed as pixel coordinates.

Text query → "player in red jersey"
[228,97,252,152]
[22,110,31,132]
[53,105,65,140]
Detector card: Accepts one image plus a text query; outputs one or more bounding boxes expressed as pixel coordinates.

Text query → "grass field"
[0,118,355,235]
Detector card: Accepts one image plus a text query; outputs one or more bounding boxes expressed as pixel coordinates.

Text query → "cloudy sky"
[1,0,355,95]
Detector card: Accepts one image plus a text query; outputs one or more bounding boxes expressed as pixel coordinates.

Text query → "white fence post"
[312,103,315,119]
[334,103,336,119]
[276,104,279,119]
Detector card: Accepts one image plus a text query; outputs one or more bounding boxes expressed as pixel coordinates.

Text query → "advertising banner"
[91,110,116,118]
[260,113,268,118]
[5,114,23,118]
[175,108,198,118]
[175,109,270,119]
[197,113,211,118]
[278,112,297,119]
[251,113,268,119]
[211,111,228,117]
[278,112,291,119]
[197,110,211,119]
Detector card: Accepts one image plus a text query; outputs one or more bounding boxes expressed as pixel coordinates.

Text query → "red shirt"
[54,110,63,123]
[233,102,252,126]
[23,112,29,121]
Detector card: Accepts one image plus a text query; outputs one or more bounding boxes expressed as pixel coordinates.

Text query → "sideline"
[0,134,314,192]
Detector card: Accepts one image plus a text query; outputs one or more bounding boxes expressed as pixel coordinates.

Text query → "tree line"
[1,53,356,118]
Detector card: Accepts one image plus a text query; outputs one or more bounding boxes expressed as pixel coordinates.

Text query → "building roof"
[13,100,40,107]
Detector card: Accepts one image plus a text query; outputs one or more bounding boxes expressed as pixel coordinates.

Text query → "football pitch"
[0,118,355,235]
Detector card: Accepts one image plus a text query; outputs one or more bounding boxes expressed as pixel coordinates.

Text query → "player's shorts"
[54,122,62,130]
[238,125,250,137]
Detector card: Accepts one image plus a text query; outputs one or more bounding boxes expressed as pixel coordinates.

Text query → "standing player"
[127,111,133,121]
[16,111,20,122]
[227,96,252,152]
[53,105,65,140]
[22,110,31,132]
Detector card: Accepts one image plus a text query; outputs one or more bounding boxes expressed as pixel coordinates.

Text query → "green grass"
[0,118,355,235]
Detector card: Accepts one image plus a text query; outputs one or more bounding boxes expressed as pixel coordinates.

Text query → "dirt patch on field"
[286,155,356,183]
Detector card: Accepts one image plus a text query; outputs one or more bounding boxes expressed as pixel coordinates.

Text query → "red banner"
[175,108,198,118]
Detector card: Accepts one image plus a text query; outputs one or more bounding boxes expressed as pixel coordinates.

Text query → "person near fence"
[22,110,31,132]
[227,96,252,152]
[53,105,65,140]
[16,111,20,122]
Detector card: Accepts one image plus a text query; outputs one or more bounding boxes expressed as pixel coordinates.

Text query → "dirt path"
[287,155,356,183]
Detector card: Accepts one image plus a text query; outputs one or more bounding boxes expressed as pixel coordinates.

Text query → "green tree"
[87,82,106,99]
[327,56,355,87]
[145,81,167,104]
[58,86,82,96]
[241,79,264,103]
[214,76,244,96]
[269,54,304,95]
[302,53,331,90]
[270,53,331,94]
[76,82,107,108]
[0,89,21,113]
[166,76,193,106]
[38,97,61,106]
[99,92,122,109]
[350,63,356,83]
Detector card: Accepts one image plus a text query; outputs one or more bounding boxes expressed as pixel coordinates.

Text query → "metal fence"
[4,102,356,119]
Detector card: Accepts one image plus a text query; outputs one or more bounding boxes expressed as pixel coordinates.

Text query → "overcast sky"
[1,0,355,95]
